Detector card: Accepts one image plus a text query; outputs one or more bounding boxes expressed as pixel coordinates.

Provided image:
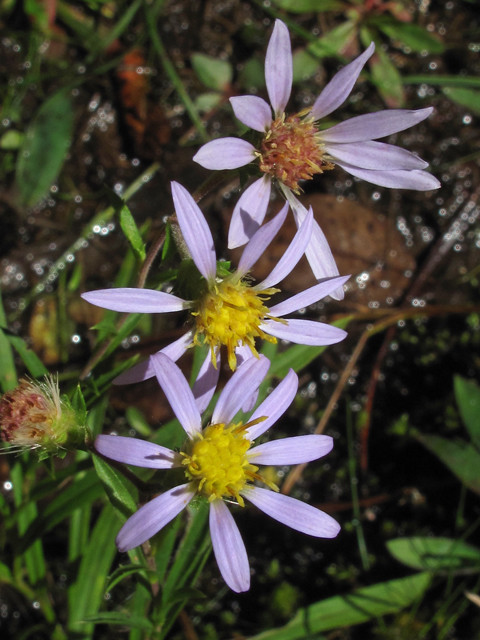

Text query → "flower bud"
[0,377,85,457]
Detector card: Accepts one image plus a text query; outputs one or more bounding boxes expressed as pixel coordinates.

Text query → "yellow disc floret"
[192,277,282,370]
[257,111,335,193]
[181,418,277,505]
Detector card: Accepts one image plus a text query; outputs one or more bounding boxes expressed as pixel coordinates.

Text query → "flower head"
[0,376,85,457]
[193,19,440,287]
[82,181,348,384]
[95,353,340,592]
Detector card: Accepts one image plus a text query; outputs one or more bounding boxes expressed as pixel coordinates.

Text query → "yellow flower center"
[257,111,334,192]
[192,277,282,370]
[181,419,277,505]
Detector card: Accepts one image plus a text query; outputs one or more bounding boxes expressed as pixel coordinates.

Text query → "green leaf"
[2,329,49,378]
[68,504,119,638]
[376,20,444,54]
[369,48,405,108]
[387,537,480,571]
[15,90,74,207]
[239,58,266,91]
[194,91,223,113]
[191,53,233,91]
[17,470,103,552]
[159,501,211,639]
[308,21,357,57]
[402,75,480,89]
[71,384,88,425]
[0,560,13,584]
[247,573,431,640]
[270,317,352,378]
[417,434,480,495]
[292,49,320,83]
[454,376,480,446]
[82,613,153,631]
[93,455,138,521]
[126,406,153,437]
[105,563,152,593]
[272,0,342,12]
[119,205,147,262]
[443,88,480,116]
[0,130,24,150]
[0,286,18,392]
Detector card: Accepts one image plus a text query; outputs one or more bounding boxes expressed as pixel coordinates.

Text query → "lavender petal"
[242,486,340,538]
[325,140,429,170]
[81,288,189,313]
[193,138,256,170]
[269,275,350,317]
[116,484,195,552]
[265,19,293,116]
[248,434,333,465]
[335,162,441,190]
[229,176,272,249]
[113,331,194,385]
[95,435,179,469]
[209,500,250,593]
[192,349,221,414]
[261,318,347,346]
[320,107,434,143]
[151,353,202,438]
[236,202,289,278]
[255,207,313,290]
[230,96,272,132]
[311,42,375,120]
[247,369,298,440]
[212,355,270,425]
[171,181,217,283]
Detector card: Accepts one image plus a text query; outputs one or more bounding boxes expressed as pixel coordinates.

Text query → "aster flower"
[81,181,348,385]
[95,353,340,592]
[193,19,440,289]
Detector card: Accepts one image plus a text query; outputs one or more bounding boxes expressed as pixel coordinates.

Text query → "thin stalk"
[8,162,160,323]
[346,400,370,571]
[145,5,209,143]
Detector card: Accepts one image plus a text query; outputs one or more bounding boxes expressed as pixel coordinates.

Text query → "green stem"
[145,5,209,143]
[346,401,370,571]
[8,162,160,323]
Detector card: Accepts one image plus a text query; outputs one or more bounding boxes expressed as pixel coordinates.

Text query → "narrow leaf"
[15,90,74,206]
[443,88,480,116]
[247,573,431,640]
[417,434,480,495]
[119,205,146,262]
[387,537,480,571]
[191,53,233,91]
[93,455,138,521]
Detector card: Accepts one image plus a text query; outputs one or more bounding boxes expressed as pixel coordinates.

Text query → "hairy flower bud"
[0,377,85,458]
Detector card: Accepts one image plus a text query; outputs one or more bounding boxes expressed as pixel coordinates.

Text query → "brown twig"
[282,303,480,496]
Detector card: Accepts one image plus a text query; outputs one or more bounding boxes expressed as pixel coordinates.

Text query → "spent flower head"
[95,353,340,592]
[82,181,348,386]
[193,19,440,289]
[0,376,85,458]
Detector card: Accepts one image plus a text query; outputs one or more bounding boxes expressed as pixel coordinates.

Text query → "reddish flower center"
[257,112,334,192]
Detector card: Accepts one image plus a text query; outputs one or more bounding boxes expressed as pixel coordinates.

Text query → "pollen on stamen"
[258,113,334,192]
[191,278,281,370]
[181,420,277,504]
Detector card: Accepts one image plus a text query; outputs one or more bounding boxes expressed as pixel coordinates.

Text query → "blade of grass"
[145,4,209,143]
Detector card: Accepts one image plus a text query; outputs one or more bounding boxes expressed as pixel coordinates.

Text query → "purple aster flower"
[81,181,348,384]
[95,353,340,592]
[193,19,440,289]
